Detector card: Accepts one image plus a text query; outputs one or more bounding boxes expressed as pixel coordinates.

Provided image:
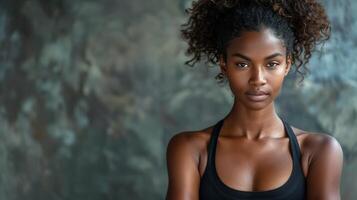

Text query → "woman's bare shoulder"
[291,126,343,164]
[167,125,214,160]
[165,125,215,199]
[291,127,343,198]
[292,126,340,148]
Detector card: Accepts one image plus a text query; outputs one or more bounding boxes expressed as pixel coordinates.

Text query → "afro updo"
[180,0,331,83]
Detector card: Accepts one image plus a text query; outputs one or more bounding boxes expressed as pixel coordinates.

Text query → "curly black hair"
[180,0,331,83]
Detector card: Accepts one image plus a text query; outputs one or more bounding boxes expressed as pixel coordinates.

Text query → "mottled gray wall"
[0,0,356,199]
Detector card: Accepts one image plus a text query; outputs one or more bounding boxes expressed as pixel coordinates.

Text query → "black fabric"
[199,117,306,200]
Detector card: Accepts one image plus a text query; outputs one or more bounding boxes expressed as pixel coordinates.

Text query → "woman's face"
[219,28,291,110]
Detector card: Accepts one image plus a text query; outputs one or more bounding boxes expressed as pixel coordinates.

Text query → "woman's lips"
[245,93,269,102]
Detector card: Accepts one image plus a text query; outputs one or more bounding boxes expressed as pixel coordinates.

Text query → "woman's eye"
[267,63,279,69]
[236,63,248,68]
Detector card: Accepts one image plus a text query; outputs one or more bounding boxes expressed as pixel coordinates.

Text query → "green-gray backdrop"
[0,0,356,199]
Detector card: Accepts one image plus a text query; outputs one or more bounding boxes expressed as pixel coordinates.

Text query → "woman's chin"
[241,97,273,110]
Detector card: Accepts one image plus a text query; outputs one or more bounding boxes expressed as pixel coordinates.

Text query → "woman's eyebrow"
[264,53,284,60]
[231,52,283,61]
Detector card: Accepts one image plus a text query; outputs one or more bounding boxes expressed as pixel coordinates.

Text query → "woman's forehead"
[226,28,286,57]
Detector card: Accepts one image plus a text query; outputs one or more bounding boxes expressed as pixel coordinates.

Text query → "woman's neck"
[221,99,284,139]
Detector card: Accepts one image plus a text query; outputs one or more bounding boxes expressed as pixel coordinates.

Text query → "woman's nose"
[249,67,267,86]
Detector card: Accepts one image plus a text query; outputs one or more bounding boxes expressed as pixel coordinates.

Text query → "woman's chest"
[198,136,310,191]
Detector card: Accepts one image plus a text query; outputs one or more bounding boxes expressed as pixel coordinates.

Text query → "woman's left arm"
[306,134,344,200]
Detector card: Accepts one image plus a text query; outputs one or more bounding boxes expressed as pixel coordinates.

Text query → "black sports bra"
[199,117,306,200]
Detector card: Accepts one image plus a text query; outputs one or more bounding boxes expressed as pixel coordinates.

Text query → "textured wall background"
[0,0,356,199]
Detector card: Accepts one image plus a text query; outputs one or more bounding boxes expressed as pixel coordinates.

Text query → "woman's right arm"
[166,132,201,200]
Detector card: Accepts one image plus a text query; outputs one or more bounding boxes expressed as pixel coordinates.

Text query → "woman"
[166,0,343,200]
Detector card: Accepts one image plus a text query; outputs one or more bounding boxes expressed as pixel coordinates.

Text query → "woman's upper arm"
[306,134,344,200]
[166,132,201,200]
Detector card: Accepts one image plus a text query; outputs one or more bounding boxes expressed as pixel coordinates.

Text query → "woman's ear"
[219,55,227,74]
[284,55,292,76]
